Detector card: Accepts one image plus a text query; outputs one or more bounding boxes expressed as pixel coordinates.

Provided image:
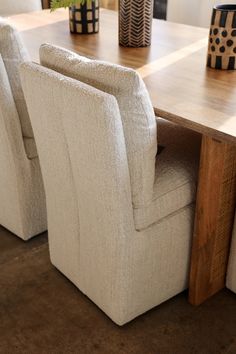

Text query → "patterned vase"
[69,0,99,34]
[207,4,236,70]
[119,0,154,47]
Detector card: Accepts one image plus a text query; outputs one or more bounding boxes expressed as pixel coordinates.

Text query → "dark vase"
[207,4,236,70]
[69,0,99,34]
[119,0,154,47]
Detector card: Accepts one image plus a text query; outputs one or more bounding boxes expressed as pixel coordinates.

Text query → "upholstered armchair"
[0,0,42,16]
[20,46,201,325]
[0,20,47,240]
[227,216,236,294]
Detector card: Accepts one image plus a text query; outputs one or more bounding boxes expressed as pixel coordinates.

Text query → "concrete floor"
[1,225,236,354]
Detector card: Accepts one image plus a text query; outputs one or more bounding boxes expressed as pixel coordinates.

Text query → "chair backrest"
[0,0,42,16]
[0,19,34,138]
[39,44,157,208]
[20,62,133,282]
[0,18,37,158]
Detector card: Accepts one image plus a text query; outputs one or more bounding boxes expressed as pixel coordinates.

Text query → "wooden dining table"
[8,8,236,306]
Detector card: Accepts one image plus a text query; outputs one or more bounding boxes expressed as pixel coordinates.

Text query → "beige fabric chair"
[20,59,201,325]
[40,44,200,231]
[0,19,46,240]
[226,216,236,294]
[0,0,42,17]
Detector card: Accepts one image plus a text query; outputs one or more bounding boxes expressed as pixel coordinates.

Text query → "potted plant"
[51,0,99,34]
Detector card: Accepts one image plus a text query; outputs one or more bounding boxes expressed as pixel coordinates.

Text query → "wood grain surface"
[189,136,236,304]
[8,8,236,143]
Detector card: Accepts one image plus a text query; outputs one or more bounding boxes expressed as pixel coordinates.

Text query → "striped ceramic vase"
[119,0,154,47]
[207,5,236,70]
[69,0,99,34]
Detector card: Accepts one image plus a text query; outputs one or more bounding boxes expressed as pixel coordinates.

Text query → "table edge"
[154,108,236,145]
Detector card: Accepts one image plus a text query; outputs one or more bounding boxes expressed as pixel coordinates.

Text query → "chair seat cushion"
[134,118,201,230]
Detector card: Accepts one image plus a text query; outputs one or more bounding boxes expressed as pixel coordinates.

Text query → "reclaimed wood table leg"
[189,135,236,305]
[41,0,50,9]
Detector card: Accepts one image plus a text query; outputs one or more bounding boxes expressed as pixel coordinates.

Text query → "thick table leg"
[189,135,236,305]
[41,0,50,9]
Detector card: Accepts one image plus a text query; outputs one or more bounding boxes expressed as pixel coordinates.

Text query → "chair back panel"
[20,63,134,292]
[40,44,157,208]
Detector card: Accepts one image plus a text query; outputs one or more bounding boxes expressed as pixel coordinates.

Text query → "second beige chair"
[0,19,46,240]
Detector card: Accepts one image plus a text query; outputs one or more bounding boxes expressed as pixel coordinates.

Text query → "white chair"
[227,216,236,294]
[0,0,42,17]
[40,44,201,231]
[20,50,201,324]
[0,19,47,240]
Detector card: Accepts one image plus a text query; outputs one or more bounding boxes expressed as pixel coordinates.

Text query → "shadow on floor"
[0,225,236,354]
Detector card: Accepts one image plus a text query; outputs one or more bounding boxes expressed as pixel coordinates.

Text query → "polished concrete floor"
[1,225,236,354]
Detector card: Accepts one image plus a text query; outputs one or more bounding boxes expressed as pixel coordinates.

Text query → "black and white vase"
[69,0,99,34]
[207,4,236,70]
[119,0,154,47]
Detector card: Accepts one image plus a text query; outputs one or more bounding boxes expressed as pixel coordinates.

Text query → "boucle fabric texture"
[0,19,35,141]
[40,43,201,230]
[227,216,236,294]
[39,43,157,209]
[0,55,46,240]
[21,61,196,325]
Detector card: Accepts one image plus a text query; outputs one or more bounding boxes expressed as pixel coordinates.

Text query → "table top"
[8,8,236,143]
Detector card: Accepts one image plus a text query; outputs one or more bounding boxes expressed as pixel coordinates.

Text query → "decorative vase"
[119,0,154,47]
[69,0,99,34]
[207,4,236,70]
